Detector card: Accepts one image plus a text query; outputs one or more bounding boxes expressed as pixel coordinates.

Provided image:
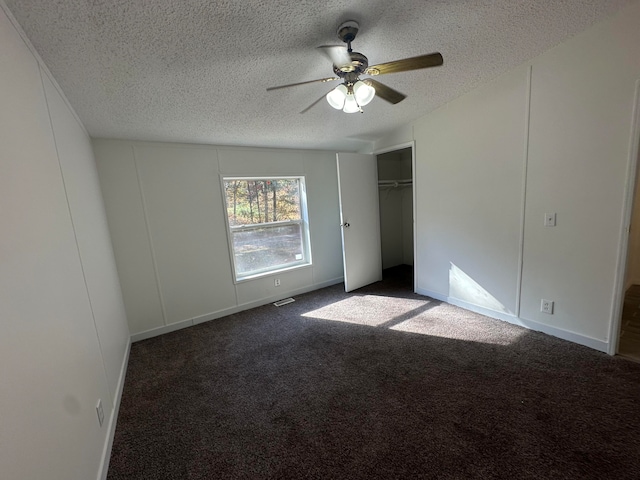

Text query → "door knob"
[341,222,350,228]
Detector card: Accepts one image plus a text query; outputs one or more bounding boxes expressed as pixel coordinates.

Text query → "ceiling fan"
[267,20,443,114]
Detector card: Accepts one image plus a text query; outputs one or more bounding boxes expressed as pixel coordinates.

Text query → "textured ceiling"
[3,0,634,151]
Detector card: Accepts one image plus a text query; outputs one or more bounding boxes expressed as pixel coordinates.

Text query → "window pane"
[222,175,311,281]
[232,224,304,276]
[224,179,301,226]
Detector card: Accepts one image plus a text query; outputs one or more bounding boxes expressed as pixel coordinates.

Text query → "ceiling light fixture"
[326,80,375,113]
[267,20,443,115]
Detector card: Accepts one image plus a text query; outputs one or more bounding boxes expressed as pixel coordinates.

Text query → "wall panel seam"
[515,65,533,318]
[38,64,114,400]
[132,145,169,326]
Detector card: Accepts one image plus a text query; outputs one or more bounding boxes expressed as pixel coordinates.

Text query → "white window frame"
[221,175,312,283]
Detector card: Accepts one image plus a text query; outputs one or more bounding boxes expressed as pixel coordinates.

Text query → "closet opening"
[376,146,414,290]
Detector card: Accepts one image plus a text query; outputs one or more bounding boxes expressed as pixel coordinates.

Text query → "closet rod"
[378,179,412,188]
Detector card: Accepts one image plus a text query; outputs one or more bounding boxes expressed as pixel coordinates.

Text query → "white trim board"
[515,66,533,318]
[417,288,609,353]
[609,79,640,355]
[372,141,415,157]
[130,277,344,342]
[98,338,131,480]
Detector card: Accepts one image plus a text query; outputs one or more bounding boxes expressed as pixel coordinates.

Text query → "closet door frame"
[374,141,416,292]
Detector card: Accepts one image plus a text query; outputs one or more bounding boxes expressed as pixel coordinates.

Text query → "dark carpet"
[108,266,640,479]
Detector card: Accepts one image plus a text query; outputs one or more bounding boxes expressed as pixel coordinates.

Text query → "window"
[222,176,312,281]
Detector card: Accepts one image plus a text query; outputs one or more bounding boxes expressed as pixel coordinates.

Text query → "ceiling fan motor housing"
[337,20,359,43]
[333,21,368,80]
[333,51,369,77]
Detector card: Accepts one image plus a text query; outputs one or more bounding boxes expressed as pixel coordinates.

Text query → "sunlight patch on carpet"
[302,295,429,327]
[302,293,524,345]
[389,316,525,345]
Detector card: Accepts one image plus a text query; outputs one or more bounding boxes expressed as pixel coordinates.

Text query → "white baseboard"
[97,338,131,480]
[130,318,194,343]
[130,277,345,342]
[417,288,609,353]
[420,288,517,323]
[193,276,344,326]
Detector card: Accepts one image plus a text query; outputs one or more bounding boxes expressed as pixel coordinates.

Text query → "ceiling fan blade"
[366,79,406,104]
[267,77,339,91]
[300,93,329,114]
[366,52,443,76]
[317,45,351,68]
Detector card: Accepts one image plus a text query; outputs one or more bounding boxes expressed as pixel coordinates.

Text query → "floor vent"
[273,298,295,307]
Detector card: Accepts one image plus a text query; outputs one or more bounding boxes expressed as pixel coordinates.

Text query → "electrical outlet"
[274,278,281,287]
[96,399,104,427]
[540,299,554,314]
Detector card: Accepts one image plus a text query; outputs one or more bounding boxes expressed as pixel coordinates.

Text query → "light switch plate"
[544,213,556,227]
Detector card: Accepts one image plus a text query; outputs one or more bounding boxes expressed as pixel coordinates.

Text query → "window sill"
[234,262,313,284]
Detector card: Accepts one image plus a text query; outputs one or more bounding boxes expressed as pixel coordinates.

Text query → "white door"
[337,153,383,292]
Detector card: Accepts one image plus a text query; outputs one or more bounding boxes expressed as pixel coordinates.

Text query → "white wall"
[413,65,528,317]
[0,4,130,480]
[375,1,640,352]
[519,7,640,344]
[94,140,344,339]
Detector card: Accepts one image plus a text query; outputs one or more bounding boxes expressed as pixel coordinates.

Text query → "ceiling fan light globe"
[343,94,360,113]
[354,80,375,106]
[326,84,348,109]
